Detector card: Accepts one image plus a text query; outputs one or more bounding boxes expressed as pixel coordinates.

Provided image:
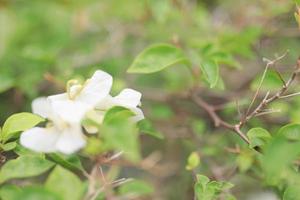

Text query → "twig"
[84,163,101,200]
[104,151,124,163]
[245,51,289,117]
[90,178,132,200]
[240,63,299,126]
[190,93,232,129]
[279,91,300,99]
[190,56,300,145]
[254,108,281,117]
[242,91,270,124]
[190,93,250,144]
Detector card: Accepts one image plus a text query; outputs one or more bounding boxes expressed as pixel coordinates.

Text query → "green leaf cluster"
[194,174,235,200]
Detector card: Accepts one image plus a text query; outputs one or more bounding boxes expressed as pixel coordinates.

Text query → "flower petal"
[113,88,142,108]
[48,93,68,102]
[20,127,59,153]
[50,100,92,123]
[55,125,86,154]
[130,107,144,122]
[96,95,114,110]
[77,70,113,106]
[32,97,53,118]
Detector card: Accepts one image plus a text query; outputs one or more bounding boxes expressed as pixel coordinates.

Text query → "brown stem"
[190,93,250,144]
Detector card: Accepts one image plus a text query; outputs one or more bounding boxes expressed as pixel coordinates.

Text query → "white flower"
[48,70,113,123]
[20,70,113,154]
[20,97,86,154]
[82,89,144,134]
[20,70,144,154]
[96,88,144,122]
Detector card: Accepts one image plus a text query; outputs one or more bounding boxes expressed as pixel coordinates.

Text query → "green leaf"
[14,144,44,157]
[262,133,300,185]
[46,166,85,200]
[194,174,234,200]
[247,127,271,148]
[278,123,300,141]
[195,179,215,200]
[209,181,234,191]
[194,175,212,200]
[0,142,17,151]
[138,119,164,139]
[118,179,154,196]
[208,51,241,69]
[1,112,44,142]
[196,174,210,185]
[214,76,225,90]
[0,155,54,184]
[103,106,135,123]
[14,186,61,200]
[101,107,140,162]
[47,153,84,172]
[127,43,187,74]
[200,60,219,88]
[186,152,200,170]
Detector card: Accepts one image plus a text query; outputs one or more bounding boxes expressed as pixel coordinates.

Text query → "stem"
[190,57,300,146]
[190,93,250,144]
[241,65,299,126]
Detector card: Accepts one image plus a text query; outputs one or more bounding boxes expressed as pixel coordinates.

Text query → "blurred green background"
[0,0,300,199]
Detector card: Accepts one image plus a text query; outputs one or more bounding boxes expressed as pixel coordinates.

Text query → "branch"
[190,56,300,145]
[245,51,289,117]
[240,62,300,126]
[190,93,250,144]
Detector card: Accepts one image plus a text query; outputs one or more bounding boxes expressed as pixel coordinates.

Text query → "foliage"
[194,174,234,200]
[0,0,300,199]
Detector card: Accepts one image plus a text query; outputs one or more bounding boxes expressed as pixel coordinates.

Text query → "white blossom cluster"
[20,70,144,154]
